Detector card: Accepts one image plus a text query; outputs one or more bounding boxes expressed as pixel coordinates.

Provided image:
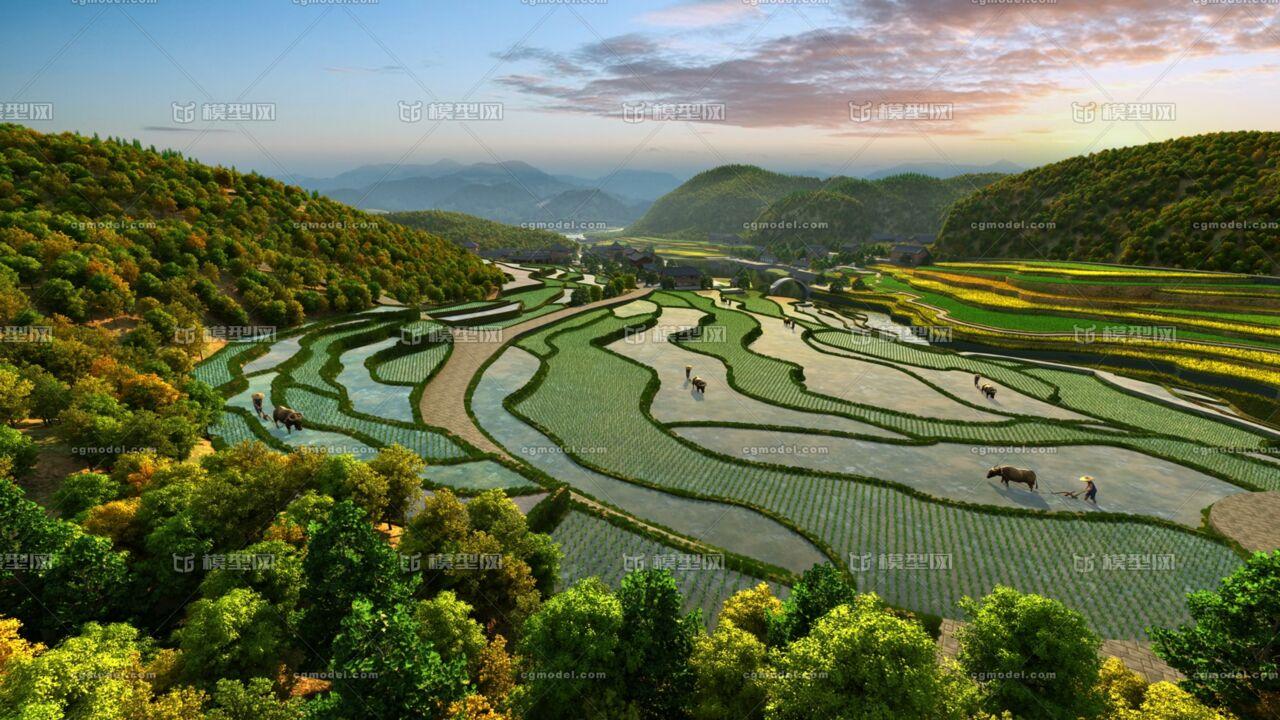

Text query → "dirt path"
[1209,491,1280,552]
[418,288,650,457]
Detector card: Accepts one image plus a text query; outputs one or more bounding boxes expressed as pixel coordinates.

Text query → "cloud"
[639,0,761,28]
[496,0,1280,133]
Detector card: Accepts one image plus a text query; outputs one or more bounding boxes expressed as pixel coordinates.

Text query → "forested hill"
[934,131,1280,275]
[384,209,570,251]
[626,164,1003,244]
[627,165,821,237]
[747,173,1004,246]
[0,124,504,330]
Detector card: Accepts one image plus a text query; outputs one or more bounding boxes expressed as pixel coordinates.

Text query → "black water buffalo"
[981,383,998,400]
[987,465,1037,491]
[691,376,707,394]
[273,406,304,433]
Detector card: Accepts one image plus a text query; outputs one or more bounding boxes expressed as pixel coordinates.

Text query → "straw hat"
[1079,475,1095,483]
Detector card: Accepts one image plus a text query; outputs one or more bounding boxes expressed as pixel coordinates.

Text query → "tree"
[0,425,36,477]
[0,621,202,720]
[313,453,389,522]
[414,590,487,670]
[300,501,414,655]
[618,568,699,719]
[367,444,425,528]
[719,583,782,643]
[1150,550,1280,718]
[827,276,847,294]
[198,539,305,610]
[401,488,471,559]
[173,587,285,686]
[204,677,303,720]
[690,622,767,720]
[765,563,855,646]
[0,364,33,425]
[766,595,968,720]
[323,598,470,719]
[514,578,627,720]
[52,471,119,520]
[957,585,1104,720]
[1097,657,1232,720]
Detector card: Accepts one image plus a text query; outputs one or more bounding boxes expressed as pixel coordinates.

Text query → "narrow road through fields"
[418,288,650,457]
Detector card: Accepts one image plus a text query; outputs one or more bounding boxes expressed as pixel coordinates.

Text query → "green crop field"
[552,510,781,622]
[191,267,1276,642]
[504,298,1248,638]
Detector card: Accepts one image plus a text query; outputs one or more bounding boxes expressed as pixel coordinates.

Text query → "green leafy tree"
[0,364,33,425]
[957,585,1104,720]
[173,587,285,686]
[299,501,414,656]
[1151,550,1280,718]
[766,595,970,720]
[322,598,470,719]
[368,444,425,529]
[690,622,768,720]
[52,471,119,520]
[414,590,487,671]
[618,568,699,719]
[765,563,855,646]
[515,578,627,720]
[205,677,303,720]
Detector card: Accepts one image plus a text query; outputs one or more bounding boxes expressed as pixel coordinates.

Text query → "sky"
[2,0,1279,180]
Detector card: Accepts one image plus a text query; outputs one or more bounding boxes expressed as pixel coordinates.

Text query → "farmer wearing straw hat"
[685,364,693,380]
[1055,476,1098,504]
[251,392,267,420]
[1081,476,1098,504]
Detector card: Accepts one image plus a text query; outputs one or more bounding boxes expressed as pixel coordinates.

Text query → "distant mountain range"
[289,161,683,228]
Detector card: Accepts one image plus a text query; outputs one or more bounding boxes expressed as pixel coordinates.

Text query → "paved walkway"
[1209,491,1280,552]
[418,288,650,457]
[937,618,1183,684]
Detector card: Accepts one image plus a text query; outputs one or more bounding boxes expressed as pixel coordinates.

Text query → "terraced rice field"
[551,510,785,622]
[503,293,1259,638]
[196,269,1276,641]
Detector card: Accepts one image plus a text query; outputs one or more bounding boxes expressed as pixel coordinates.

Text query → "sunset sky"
[3,0,1279,179]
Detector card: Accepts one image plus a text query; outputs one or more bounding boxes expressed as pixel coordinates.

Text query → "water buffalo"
[981,383,997,400]
[273,406,304,433]
[987,465,1036,491]
[691,376,707,394]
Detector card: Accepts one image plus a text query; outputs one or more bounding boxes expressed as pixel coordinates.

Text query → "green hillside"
[628,164,1002,245]
[935,131,1280,275]
[0,124,504,330]
[748,173,1004,245]
[627,164,820,237]
[383,209,566,251]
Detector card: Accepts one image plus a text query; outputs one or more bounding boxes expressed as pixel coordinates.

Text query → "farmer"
[251,392,267,420]
[685,364,693,380]
[1057,476,1099,504]
[974,374,981,388]
[1081,475,1098,504]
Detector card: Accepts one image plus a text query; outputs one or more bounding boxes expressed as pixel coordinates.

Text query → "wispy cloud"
[639,0,762,28]
[497,0,1280,133]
